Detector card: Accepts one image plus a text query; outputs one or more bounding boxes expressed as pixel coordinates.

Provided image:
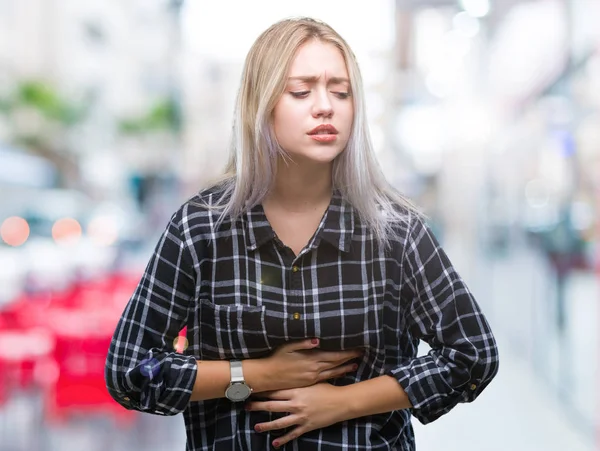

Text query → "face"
[272,40,354,165]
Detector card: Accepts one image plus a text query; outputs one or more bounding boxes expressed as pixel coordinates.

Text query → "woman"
[105,17,499,450]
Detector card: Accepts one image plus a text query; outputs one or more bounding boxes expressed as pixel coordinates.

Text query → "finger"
[257,389,293,400]
[319,362,359,381]
[317,349,362,364]
[271,427,305,449]
[282,338,320,352]
[246,400,293,413]
[254,414,299,433]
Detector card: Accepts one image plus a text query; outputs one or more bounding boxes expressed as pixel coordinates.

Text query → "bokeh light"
[52,218,82,244]
[173,336,189,353]
[459,0,490,18]
[0,216,30,246]
[87,216,119,247]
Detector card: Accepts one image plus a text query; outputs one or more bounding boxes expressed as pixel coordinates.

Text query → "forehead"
[287,40,349,79]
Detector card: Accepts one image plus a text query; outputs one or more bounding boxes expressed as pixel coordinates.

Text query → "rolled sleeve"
[105,208,198,416]
[388,216,499,424]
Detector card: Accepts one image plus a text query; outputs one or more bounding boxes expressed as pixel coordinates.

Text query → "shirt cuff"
[107,352,198,416]
[387,364,467,425]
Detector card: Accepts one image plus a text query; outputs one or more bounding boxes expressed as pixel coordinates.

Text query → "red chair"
[43,309,136,426]
[0,272,142,425]
[0,327,55,391]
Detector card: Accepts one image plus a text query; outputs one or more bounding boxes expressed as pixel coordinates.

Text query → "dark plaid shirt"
[105,188,499,451]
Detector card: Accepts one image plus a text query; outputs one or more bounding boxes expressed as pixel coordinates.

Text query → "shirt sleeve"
[105,208,198,416]
[387,215,499,424]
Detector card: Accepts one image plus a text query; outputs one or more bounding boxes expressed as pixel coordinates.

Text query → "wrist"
[335,385,356,422]
[242,358,270,394]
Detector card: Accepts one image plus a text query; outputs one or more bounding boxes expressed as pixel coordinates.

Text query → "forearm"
[338,375,412,420]
[190,359,273,402]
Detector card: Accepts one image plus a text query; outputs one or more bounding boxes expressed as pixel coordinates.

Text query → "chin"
[294,147,344,165]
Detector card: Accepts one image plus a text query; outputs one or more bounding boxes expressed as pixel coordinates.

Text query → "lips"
[307,124,338,135]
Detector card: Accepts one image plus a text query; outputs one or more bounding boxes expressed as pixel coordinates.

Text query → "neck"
[265,158,333,213]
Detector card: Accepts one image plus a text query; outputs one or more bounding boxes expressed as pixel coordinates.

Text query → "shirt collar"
[318,190,355,253]
[244,203,276,252]
[245,190,355,253]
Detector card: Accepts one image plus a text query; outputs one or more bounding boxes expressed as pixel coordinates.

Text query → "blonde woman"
[106,17,499,450]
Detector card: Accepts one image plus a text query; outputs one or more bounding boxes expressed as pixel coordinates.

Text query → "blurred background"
[0,0,598,450]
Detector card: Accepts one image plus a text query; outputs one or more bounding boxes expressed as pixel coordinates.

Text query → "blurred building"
[0,0,184,200]
[180,57,241,191]
[391,0,600,439]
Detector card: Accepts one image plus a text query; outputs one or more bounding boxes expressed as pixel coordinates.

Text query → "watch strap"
[230,360,245,383]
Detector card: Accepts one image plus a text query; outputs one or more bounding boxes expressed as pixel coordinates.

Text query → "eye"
[290,91,310,98]
[332,92,351,99]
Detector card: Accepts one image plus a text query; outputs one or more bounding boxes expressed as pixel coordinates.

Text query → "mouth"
[308,134,338,143]
[307,124,339,143]
[307,124,338,136]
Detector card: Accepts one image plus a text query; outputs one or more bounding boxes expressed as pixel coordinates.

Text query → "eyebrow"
[287,75,350,84]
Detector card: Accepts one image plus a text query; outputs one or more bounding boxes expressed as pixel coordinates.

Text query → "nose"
[311,89,333,118]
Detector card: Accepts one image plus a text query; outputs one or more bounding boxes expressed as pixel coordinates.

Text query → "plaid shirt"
[105,188,499,451]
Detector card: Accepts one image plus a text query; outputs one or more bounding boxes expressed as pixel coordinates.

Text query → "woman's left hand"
[246,382,350,448]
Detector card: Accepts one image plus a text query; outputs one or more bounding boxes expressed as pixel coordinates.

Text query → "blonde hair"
[200,17,421,249]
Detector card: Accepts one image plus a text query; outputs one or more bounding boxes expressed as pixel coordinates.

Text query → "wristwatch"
[225,360,252,402]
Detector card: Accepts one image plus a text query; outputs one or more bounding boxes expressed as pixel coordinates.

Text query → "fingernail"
[311,338,319,345]
[352,364,358,371]
[273,441,280,448]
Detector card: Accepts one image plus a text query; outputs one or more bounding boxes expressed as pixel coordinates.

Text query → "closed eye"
[290,91,351,100]
[333,92,351,99]
[290,91,310,98]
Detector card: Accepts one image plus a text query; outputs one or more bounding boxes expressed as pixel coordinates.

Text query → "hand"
[246,383,348,448]
[250,339,363,392]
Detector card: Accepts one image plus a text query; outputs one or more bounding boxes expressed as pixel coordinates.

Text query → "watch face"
[226,383,251,402]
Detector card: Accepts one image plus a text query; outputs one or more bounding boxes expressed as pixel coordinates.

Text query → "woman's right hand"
[247,339,364,393]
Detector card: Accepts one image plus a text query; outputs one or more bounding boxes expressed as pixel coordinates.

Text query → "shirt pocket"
[197,299,272,360]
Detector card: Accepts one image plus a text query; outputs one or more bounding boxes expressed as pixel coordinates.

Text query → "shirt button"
[292,266,299,272]
[292,312,301,320]
[470,384,477,391]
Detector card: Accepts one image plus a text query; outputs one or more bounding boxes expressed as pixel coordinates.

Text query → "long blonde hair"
[199,17,421,249]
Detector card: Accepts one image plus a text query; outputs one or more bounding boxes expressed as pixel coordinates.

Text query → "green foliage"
[0,80,85,125]
[17,81,85,125]
[0,79,180,140]
[118,98,180,135]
